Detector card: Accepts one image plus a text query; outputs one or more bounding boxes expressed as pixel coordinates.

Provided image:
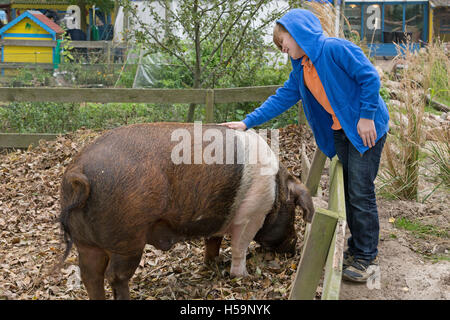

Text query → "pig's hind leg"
[77,243,109,300]
[105,251,143,300]
[204,236,223,263]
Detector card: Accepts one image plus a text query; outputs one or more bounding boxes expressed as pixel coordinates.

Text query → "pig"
[59,122,314,300]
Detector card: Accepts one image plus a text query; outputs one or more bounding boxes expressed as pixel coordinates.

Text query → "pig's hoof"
[204,256,220,265]
[230,268,249,278]
[204,257,222,272]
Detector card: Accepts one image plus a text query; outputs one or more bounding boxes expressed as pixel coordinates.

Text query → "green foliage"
[394,217,448,239]
[8,67,52,87]
[60,31,75,63]
[121,0,290,121]
[0,102,193,134]
[379,86,390,104]
[429,57,450,106]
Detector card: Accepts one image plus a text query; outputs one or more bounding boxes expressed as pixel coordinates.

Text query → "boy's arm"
[243,69,301,129]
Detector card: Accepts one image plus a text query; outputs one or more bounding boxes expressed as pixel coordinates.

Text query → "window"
[384,4,403,43]
[405,4,424,42]
[384,4,403,32]
[343,4,361,40]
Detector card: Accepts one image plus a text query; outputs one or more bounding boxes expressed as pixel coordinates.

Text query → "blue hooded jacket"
[243,9,390,158]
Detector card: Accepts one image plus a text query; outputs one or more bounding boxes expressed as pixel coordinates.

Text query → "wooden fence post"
[298,101,307,126]
[301,143,311,184]
[289,207,338,300]
[321,157,347,300]
[205,89,214,123]
[305,148,327,196]
[289,156,347,300]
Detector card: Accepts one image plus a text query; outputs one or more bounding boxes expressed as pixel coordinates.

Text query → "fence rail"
[0,62,54,70]
[0,86,280,104]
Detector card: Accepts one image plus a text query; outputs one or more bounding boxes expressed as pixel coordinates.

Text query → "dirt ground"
[339,195,450,300]
[0,125,448,300]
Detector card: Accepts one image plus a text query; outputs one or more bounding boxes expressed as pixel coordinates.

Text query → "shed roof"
[0,10,64,35]
[29,10,64,34]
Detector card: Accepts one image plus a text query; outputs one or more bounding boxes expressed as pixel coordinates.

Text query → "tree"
[120,0,290,122]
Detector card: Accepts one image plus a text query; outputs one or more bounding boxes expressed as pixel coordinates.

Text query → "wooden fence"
[0,85,345,299]
[290,152,346,300]
[0,86,281,148]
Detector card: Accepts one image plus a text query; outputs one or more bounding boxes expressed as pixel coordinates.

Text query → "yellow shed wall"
[3,46,53,63]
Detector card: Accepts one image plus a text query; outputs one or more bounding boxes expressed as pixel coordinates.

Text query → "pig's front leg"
[230,222,250,277]
[229,214,267,277]
[228,165,277,277]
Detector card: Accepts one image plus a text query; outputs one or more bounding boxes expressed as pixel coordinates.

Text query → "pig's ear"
[287,178,315,223]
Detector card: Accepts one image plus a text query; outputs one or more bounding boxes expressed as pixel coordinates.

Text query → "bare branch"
[201,0,252,73]
[144,30,194,74]
[200,5,227,43]
[203,0,268,85]
[199,0,229,14]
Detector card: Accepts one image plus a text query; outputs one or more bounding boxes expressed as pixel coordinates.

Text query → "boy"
[221,9,389,283]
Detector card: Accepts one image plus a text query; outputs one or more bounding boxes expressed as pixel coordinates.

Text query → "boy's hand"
[357,118,377,148]
[218,121,247,131]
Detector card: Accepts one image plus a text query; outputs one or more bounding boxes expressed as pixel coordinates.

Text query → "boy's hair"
[273,22,288,50]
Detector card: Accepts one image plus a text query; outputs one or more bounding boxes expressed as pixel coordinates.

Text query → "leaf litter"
[0,124,317,300]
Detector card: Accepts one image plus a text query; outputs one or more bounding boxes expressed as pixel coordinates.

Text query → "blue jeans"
[333,129,387,261]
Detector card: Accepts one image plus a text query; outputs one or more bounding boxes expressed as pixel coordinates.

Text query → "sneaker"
[342,257,378,283]
[343,250,354,269]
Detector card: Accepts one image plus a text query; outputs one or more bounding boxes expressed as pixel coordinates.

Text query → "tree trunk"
[187,0,201,123]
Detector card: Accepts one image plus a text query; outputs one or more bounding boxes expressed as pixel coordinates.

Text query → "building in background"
[430,0,449,42]
[0,10,64,70]
[343,0,449,57]
[0,0,115,41]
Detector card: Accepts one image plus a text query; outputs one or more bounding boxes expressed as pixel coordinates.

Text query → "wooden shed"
[0,10,63,65]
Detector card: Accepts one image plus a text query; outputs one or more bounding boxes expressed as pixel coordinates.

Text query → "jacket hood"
[277,9,326,63]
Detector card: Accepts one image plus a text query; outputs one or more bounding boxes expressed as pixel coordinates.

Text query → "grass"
[434,96,450,107]
[424,105,443,116]
[426,254,450,263]
[378,39,450,201]
[393,217,449,239]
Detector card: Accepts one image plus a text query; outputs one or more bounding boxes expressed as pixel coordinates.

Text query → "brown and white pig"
[59,122,314,299]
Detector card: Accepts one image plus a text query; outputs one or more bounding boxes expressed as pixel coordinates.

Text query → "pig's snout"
[273,232,297,255]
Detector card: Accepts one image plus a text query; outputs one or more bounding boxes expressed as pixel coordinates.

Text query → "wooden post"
[301,143,311,183]
[305,148,327,196]
[298,101,307,126]
[289,207,338,300]
[321,157,347,300]
[205,89,214,123]
[0,133,59,148]
[105,41,111,65]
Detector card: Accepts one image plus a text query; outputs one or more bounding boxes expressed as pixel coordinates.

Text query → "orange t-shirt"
[302,56,342,130]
